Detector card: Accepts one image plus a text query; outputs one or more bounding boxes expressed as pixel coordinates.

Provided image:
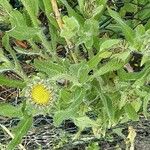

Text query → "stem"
[51,0,64,30]
[51,0,78,63]
[43,0,58,28]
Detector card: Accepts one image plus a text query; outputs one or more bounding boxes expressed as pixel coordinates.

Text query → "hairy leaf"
[0,75,26,88]
[91,59,124,79]
[7,115,33,150]
[107,8,134,43]
[34,59,65,77]
[124,103,139,121]
[0,103,23,118]
[54,88,85,126]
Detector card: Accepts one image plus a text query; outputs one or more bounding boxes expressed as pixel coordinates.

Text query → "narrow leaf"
[34,59,65,77]
[99,92,114,121]
[0,75,26,88]
[107,7,134,43]
[0,103,22,118]
[87,39,120,69]
[124,103,139,121]
[100,39,121,50]
[143,95,150,118]
[7,26,39,40]
[91,59,124,79]
[7,115,33,150]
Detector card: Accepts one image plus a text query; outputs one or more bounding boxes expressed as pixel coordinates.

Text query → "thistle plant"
[0,0,150,149]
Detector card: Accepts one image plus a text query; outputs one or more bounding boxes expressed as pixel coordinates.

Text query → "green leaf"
[86,142,99,150]
[69,62,90,83]
[20,0,40,27]
[0,49,13,72]
[112,128,125,139]
[42,0,58,28]
[77,19,99,48]
[0,75,26,88]
[145,19,150,30]
[34,59,65,77]
[14,47,42,56]
[7,26,39,40]
[21,0,39,18]
[9,10,27,27]
[83,19,99,37]
[143,94,150,118]
[87,51,112,69]
[91,59,124,79]
[87,39,120,69]
[58,89,73,109]
[78,64,90,83]
[94,79,114,122]
[0,0,12,12]
[0,103,23,118]
[117,66,149,81]
[53,109,72,127]
[124,103,139,121]
[92,5,104,19]
[111,51,130,62]
[107,7,134,43]
[99,92,114,121]
[54,88,85,126]
[60,16,80,39]
[100,39,121,50]
[59,0,84,24]
[131,99,142,112]
[135,25,145,38]
[114,109,124,124]
[77,0,84,14]
[74,116,99,129]
[7,115,33,150]
[141,54,150,66]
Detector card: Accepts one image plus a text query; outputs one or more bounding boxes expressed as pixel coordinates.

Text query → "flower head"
[30,83,52,105]
[25,78,56,109]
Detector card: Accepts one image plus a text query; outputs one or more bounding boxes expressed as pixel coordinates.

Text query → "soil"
[0,114,150,150]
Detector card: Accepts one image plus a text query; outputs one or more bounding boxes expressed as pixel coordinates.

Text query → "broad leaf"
[74,116,99,129]
[60,16,80,39]
[59,0,84,24]
[9,10,26,27]
[0,0,12,12]
[54,88,85,126]
[69,62,90,83]
[143,94,150,118]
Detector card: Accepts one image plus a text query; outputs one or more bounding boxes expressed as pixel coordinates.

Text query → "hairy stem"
[51,0,78,63]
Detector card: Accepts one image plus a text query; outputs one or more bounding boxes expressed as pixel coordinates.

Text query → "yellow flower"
[25,78,55,108]
[31,84,52,105]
